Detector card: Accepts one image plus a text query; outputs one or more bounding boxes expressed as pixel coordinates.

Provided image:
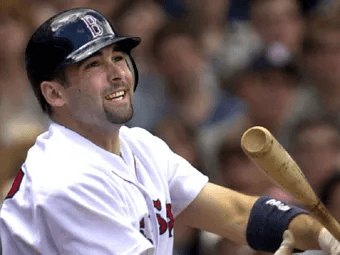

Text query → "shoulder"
[12,161,126,212]
[120,126,155,139]
[120,126,170,152]
[120,126,183,178]
[120,126,198,176]
[22,144,111,200]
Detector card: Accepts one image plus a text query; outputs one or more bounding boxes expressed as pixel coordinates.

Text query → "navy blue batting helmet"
[25,8,141,114]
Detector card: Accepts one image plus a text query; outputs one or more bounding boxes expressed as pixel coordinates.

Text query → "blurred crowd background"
[1,0,340,254]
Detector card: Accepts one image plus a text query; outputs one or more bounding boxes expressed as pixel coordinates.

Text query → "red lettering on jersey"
[140,218,145,228]
[6,169,24,199]
[153,199,161,211]
[153,200,175,237]
[156,213,167,235]
[139,217,153,244]
[166,204,175,237]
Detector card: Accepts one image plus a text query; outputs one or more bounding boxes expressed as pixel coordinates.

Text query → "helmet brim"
[60,35,141,68]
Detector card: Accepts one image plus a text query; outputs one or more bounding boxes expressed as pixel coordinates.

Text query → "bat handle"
[309,202,340,243]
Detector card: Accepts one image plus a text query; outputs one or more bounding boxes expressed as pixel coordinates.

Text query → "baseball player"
[0,7,339,255]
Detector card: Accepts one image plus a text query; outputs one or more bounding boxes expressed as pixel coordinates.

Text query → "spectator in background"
[289,115,340,197]
[226,58,318,149]
[152,24,226,127]
[184,0,232,55]
[152,22,246,181]
[249,0,305,67]
[0,2,49,146]
[117,0,168,74]
[301,9,340,118]
[28,0,129,29]
[185,0,262,84]
[119,0,169,131]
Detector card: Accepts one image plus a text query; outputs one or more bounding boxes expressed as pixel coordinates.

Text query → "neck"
[52,115,122,156]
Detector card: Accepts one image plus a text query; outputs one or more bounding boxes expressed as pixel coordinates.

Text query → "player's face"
[62,44,135,130]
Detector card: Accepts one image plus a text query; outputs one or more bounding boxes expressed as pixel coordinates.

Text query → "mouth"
[105,90,126,101]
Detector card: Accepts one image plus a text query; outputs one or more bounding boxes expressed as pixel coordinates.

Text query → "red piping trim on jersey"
[5,168,24,199]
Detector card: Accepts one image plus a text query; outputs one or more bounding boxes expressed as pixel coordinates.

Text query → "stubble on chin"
[103,102,134,124]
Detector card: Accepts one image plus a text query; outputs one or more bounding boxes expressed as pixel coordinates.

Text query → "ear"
[40,81,66,108]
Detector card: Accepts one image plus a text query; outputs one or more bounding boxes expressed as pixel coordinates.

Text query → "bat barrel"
[241,126,318,205]
[241,126,273,156]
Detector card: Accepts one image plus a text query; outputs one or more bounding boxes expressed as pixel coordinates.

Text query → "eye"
[113,56,124,62]
[85,61,100,69]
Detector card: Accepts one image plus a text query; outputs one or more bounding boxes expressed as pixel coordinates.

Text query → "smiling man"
[0,7,340,255]
[48,44,136,154]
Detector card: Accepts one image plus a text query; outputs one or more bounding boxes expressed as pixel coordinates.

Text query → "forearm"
[178,182,340,254]
[176,182,258,244]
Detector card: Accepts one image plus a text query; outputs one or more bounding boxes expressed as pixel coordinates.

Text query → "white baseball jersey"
[0,122,208,254]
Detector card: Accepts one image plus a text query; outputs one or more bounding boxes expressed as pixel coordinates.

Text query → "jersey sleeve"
[125,127,209,218]
[36,178,154,255]
[167,152,209,217]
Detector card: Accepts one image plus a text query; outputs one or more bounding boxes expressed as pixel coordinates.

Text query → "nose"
[107,61,122,82]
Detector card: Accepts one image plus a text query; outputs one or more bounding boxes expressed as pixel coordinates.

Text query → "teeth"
[105,91,125,100]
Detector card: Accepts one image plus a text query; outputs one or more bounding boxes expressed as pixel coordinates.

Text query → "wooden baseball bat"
[241,126,340,242]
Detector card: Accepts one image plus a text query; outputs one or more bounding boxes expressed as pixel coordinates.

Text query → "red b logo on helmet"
[81,15,103,38]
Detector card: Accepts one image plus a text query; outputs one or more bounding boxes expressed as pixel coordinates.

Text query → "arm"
[175,182,257,244]
[176,182,325,251]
